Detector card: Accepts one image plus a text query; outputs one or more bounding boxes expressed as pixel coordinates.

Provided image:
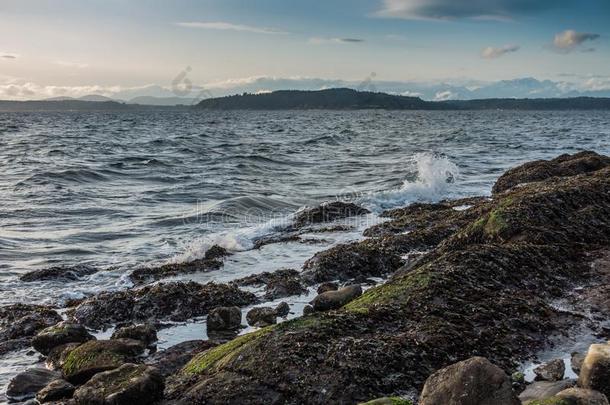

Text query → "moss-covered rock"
[359,397,413,405]
[32,321,95,355]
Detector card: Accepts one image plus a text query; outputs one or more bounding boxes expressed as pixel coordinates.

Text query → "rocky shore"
[2,151,610,404]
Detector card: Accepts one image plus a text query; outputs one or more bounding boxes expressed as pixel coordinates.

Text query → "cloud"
[55,60,89,69]
[176,21,287,35]
[481,44,520,59]
[552,30,600,52]
[1,53,18,59]
[434,90,458,101]
[375,0,569,21]
[308,37,365,44]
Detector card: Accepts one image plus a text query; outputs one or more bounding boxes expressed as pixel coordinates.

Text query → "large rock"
[557,387,610,405]
[5,368,61,402]
[291,201,370,229]
[519,380,576,404]
[73,363,163,405]
[32,321,95,355]
[578,343,610,397]
[62,339,145,384]
[0,304,62,344]
[534,359,565,382]
[419,357,520,405]
[311,285,362,311]
[46,342,81,370]
[145,340,217,377]
[70,281,256,329]
[36,379,75,403]
[111,323,157,348]
[207,306,242,331]
[20,264,97,282]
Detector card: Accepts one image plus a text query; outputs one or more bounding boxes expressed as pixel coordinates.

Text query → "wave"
[14,168,123,188]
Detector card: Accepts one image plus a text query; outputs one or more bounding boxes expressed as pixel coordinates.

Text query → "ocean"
[1,109,610,398]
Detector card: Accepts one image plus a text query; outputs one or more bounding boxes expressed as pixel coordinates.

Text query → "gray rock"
[578,343,610,398]
[246,307,277,327]
[557,387,610,405]
[302,305,314,316]
[73,363,163,405]
[275,302,290,317]
[32,322,95,355]
[311,284,362,311]
[534,359,565,381]
[36,379,75,403]
[111,323,157,348]
[6,368,62,402]
[519,379,576,404]
[419,357,520,405]
[206,306,242,331]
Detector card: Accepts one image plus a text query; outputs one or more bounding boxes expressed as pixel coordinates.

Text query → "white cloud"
[481,44,520,59]
[176,21,288,35]
[552,30,600,52]
[308,37,365,44]
[434,90,457,101]
[55,60,89,69]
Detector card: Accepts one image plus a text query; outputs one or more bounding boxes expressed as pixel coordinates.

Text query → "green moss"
[484,209,508,236]
[527,398,570,405]
[63,346,123,376]
[183,327,272,375]
[359,397,413,405]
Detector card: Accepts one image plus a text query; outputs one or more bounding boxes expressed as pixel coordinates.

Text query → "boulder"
[145,340,217,377]
[20,265,97,282]
[206,306,242,331]
[32,322,95,355]
[36,379,75,403]
[311,285,362,311]
[578,343,610,398]
[46,342,81,370]
[6,368,61,402]
[264,274,307,300]
[0,304,62,344]
[557,387,610,405]
[572,352,586,374]
[302,305,314,316]
[519,380,576,404]
[419,357,520,405]
[62,339,145,384]
[534,359,565,382]
[275,302,290,317]
[111,323,157,348]
[246,307,277,327]
[292,201,370,229]
[73,363,163,405]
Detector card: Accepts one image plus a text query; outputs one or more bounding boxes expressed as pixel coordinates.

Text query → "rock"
[246,307,277,327]
[291,201,370,229]
[264,274,307,300]
[317,282,339,294]
[492,151,610,194]
[206,306,242,331]
[578,343,610,398]
[419,357,520,405]
[6,368,62,402]
[519,380,576,404]
[36,379,75,403]
[32,322,95,355]
[534,359,565,381]
[275,302,290,317]
[511,371,526,392]
[302,305,314,316]
[111,323,157,348]
[73,363,163,405]
[204,244,230,260]
[557,387,610,405]
[20,265,97,282]
[70,281,256,330]
[572,352,586,374]
[311,285,362,311]
[359,398,413,404]
[145,340,217,377]
[0,304,62,344]
[62,339,145,384]
[46,343,81,370]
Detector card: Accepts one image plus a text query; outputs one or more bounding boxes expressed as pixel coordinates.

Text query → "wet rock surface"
[6,368,61,402]
[233,268,307,299]
[163,152,610,404]
[291,201,370,229]
[0,304,63,350]
[110,323,157,348]
[20,265,98,282]
[145,340,217,377]
[32,322,95,355]
[246,307,277,327]
[534,359,565,382]
[70,281,256,329]
[206,306,242,331]
[36,379,75,403]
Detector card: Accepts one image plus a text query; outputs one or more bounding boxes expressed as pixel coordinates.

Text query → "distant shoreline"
[2,88,610,111]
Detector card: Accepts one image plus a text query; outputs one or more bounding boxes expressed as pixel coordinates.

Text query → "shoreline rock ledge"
[162,151,610,404]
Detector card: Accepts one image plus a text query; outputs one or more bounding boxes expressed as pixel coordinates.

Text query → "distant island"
[2,88,610,111]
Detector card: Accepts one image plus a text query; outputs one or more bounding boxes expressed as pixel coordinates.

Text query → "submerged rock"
[292,201,370,229]
[206,306,242,331]
[534,359,565,382]
[36,379,75,403]
[62,339,145,384]
[311,285,362,311]
[111,323,157,348]
[578,343,610,398]
[6,368,61,402]
[419,357,519,405]
[73,363,163,405]
[70,281,256,330]
[145,340,217,377]
[246,307,277,327]
[20,264,97,282]
[32,322,95,355]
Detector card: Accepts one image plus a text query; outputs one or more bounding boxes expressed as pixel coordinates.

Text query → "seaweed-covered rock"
[62,339,145,384]
[0,304,62,344]
[578,343,610,398]
[206,306,242,331]
[73,363,163,405]
[246,307,277,327]
[32,322,95,355]
[70,281,256,329]
[36,379,75,403]
[6,368,61,402]
[111,323,157,348]
[419,357,519,405]
[20,265,97,282]
[146,340,217,377]
[556,387,609,405]
[292,201,370,229]
[233,268,307,299]
[129,257,223,285]
[534,359,565,382]
[311,285,363,311]
[46,342,81,370]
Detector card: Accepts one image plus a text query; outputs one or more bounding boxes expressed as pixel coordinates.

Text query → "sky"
[1,0,609,100]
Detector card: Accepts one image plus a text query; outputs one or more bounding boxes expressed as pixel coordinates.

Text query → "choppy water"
[1,110,609,399]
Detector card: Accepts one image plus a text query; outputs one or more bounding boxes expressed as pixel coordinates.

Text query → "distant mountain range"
[41,94,198,106]
[1,88,610,111]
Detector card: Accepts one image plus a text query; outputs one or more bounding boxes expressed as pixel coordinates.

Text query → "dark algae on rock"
[163,152,610,404]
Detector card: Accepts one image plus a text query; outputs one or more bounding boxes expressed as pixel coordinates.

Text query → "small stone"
[6,368,61,402]
[534,359,565,381]
[571,352,586,374]
[317,282,339,294]
[111,323,158,348]
[578,343,610,398]
[275,302,290,317]
[556,387,610,405]
[36,379,75,403]
[206,306,242,331]
[311,285,362,311]
[32,321,95,355]
[246,307,277,327]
